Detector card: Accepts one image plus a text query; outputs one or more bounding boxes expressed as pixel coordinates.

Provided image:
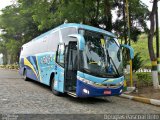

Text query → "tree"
[25,0,113,31]
[132,52,144,72]
[0,0,151,64]
[148,0,160,89]
[0,3,41,64]
[0,40,7,64]
[113,0,149,43]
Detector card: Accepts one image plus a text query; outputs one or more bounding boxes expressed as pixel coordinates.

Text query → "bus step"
[67,91,77,97]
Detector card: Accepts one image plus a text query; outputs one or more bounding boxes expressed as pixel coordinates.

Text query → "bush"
[136,72,152,87]
[132,52,144,72]
[142,65,152,69]
[0,65,5,68]
[123,51,143,72]
[13,64,19,69]
[0,64,19,69]
[6,64,10,69]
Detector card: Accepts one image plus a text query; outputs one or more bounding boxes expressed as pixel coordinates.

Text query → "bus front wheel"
[51,78,61,96]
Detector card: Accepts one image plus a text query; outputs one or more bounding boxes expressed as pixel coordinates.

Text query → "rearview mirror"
[120,44,134,59]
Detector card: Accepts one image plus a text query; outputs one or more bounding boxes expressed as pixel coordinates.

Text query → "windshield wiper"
[82,68,115,78]
[106,50,120,77]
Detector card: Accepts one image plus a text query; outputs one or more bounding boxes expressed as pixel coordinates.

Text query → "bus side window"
[56,44,65,67]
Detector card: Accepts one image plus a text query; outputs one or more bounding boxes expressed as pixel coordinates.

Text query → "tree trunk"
[148,0,160,89]
[123,0,127,44]
[155,2,160,73]
[104,0,112,32]
[2,51,7,65]
[82,0,86,24]
[95,0,100,22]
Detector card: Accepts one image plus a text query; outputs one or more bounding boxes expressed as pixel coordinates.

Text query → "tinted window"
[56,44,65,67]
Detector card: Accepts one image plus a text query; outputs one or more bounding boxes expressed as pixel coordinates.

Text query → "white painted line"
[120,94,134,99]
[1,98,8,101]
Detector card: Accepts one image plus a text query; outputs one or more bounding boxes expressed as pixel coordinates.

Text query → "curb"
[120,94,160,106]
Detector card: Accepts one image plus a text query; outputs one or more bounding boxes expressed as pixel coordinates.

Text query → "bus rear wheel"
[23,69,28,81]
[51,78,61,96]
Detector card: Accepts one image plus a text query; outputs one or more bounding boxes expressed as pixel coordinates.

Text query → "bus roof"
[59,23,116,37]
[24,23,116,46]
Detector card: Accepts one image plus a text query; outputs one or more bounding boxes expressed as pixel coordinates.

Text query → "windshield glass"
[106,37,123,76]
[79,29,123,78]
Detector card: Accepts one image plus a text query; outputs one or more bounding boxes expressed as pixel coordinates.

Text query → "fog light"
[119,89,122,93]
[83,88,90,94]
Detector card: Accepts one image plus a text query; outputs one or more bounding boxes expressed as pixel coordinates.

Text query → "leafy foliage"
[132,52,144,72]
[0,0,150,64]
[113,0,149,42]
[136,72,152,87]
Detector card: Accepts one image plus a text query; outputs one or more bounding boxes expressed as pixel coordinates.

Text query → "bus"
[19,23,134,97]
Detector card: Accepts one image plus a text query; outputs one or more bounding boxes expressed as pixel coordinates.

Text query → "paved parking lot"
[0,69,159,114]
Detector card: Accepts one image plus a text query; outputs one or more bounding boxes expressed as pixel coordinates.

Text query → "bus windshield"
[79,30,123,78]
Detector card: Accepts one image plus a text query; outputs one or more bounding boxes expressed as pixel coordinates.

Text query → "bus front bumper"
[76,79,123,97]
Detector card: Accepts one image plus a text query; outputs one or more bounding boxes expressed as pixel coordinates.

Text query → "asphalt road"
[0,69,159,115]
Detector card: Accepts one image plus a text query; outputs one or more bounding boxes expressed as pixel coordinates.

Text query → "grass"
[130,33,160,67]
[125,73,160,88]
[124,32,160,87]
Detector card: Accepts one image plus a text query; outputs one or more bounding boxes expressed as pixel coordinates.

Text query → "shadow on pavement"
[24,78,112,104]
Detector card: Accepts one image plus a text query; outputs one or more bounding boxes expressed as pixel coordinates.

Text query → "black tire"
[23,69,28,81]
[51,77,61,96]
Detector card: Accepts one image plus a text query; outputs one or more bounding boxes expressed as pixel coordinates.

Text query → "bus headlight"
[119,81,124,85]
[119,89,122,93]
[77,76,94,85]
[83,88,90,94]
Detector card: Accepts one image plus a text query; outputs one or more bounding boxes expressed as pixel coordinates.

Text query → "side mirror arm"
[120,44,134,59]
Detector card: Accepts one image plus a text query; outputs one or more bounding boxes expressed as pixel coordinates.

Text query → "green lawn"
[125,73,160,87]
[130,33,160,67]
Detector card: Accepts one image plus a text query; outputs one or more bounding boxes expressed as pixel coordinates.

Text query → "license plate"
[104,90,111,95]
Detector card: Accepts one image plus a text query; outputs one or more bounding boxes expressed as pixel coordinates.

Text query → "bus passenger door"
[54,44,65,93]
[65,41,78,93]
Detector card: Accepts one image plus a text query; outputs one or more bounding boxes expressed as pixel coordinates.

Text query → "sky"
[0,0,13,58]
[0,0,12,14]
[141,0,160,27]
[111,0,160,28]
